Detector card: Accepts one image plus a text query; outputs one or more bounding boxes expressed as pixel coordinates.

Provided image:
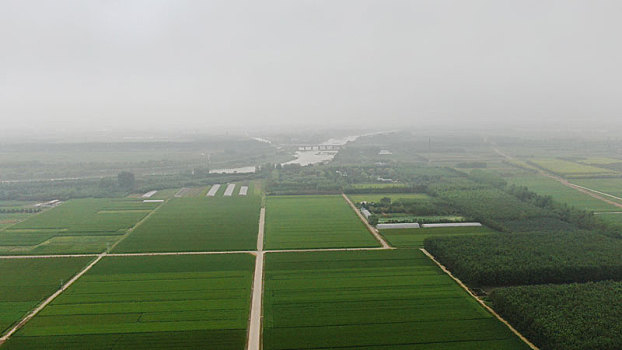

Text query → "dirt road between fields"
[0,252,107,346]
[491,146,622,210]
[342,193,392,249]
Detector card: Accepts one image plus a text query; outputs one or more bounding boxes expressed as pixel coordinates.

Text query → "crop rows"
[2,254,254,350]
[0,199,158,255]
[0,257,91,336]
[265,195,379,249]
[380,226,494,248]
[113,196,261,253]
[263,250,529,349]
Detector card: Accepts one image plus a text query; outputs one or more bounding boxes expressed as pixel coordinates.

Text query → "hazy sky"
[1,0,621,133]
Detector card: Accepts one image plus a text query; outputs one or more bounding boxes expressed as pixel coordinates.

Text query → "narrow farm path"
[420,248,539,350]
[0,254,99,259]
[491,146,622,209]
[107,198,169,252]
[247,207,265,350]
[0,252,107,346]
[341,193,392,249]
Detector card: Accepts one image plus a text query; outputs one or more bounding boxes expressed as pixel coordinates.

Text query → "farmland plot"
[0,257,91,336]
[507,175,620,212]
[572,178,622,199]
[2,254,254,350]
[380,225,495,248]
[113,196,261,252]
[265,195,379,249]
[529,158,615,177]
[0,199,158,255]
[263,250,529,349]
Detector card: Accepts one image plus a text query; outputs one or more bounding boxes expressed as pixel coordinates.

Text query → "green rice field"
[0,199,159,255]
[507,175,621,211]
[0,257,92,336]
[2,254,254,350]
[264,195,379,249]
[263,250,529,349]
[112,196,261,253]
[380,226,495,248]
[529,158,615,177]
[572,178,622,199]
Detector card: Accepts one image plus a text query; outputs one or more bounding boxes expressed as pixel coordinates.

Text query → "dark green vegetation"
[3,254,254,350]
[351,192,464,224]
[0,257,91,335]
[263,250,529,349]
[381,226,494,248]
[113,196,261,253]
[490,281,622,350]
[264,195,378,249]
[424,232,622,286]
[0,199,158,255]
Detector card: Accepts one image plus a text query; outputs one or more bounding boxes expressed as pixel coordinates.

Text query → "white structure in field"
[223,184,236,196]
[377,223,421,229]
[206,184,221,196]
[360,208,372,219]
[239,186,249,196]
[143,199,164,203]
[142,190,157,198]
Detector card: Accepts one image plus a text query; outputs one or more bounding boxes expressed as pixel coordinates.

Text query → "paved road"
[247,208,265,350]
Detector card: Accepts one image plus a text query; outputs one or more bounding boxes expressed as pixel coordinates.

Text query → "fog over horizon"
[1,0,622,136]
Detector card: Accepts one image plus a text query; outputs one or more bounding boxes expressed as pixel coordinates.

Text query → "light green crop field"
[508,175,621,211]
[380,226,495,248]
[529,158,614,177]
[348,193,431,204]
[0,257,92,336]
[349,183,410,189]
[147,188,180,200]
[263,250,530,349]
[264,195,379,249]
[3,254,254,350]
[0,199,159,255]
[113,196,261,253]
[572,178,622,199]
[578,157,622,165]
[0,213,32,230]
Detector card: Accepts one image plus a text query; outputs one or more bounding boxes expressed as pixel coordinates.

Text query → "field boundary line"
[341,193,391,249]
[265,247,388,253]
[0,252,107,345]
[0,254,99,259]
[420,248,539,350]
[0,202,64,233]
[107,250,256,257]
[247,207,265,350]
[107,199,168,253]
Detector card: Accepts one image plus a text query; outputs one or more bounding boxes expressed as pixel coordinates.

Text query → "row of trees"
[490,281,622,350]
[424,231,622,286]
[0,207,41,213]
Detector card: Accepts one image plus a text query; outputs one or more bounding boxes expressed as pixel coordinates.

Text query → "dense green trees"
[489,281,622,350]
[424,232,622,286]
